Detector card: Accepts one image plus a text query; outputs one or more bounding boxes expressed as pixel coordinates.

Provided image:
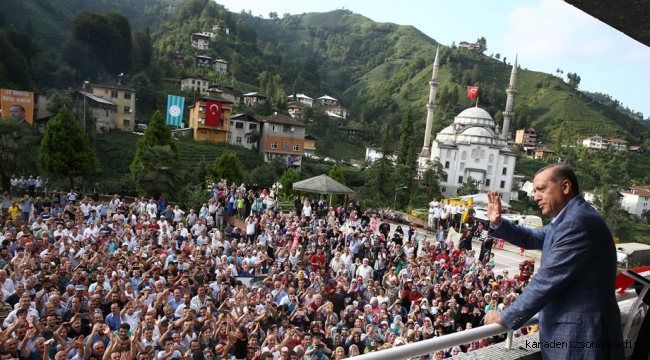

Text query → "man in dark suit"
[484,164,624,360]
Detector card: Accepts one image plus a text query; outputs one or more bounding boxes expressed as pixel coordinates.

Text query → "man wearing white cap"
[356,258,373,283]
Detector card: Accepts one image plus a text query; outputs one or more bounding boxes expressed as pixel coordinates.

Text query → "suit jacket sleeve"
[499,218,593,329]
[488,219,546,250]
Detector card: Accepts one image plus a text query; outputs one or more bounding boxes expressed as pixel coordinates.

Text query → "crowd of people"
[0,178,538,360]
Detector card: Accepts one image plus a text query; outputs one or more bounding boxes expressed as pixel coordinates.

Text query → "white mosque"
[418,47,519,200]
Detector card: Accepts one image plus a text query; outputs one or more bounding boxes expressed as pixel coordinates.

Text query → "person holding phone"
[304,333,330,360]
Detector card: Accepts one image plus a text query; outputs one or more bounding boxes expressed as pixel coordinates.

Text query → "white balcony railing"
[351,289,639,360]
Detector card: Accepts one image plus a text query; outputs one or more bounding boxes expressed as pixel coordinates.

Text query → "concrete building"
[243,92,268,107]
[228,113,259,150]
[171,52,184,67]
[181,75,210,95]
[304,134,316,155]
[287,93,313,106]
[520,180,535,198]
[458,41,480,50]
[418,50,519,199]
[192,32,213,50]
[187,90,233,143]
[196,55,212,67]
[534,147,555,160]
[582,135,628,151]
[365,144,397,164]
[324,105,348,119]
[213,59,228,73]
[72,91,117,133]
[208,84,239,106]
[338,125,364,141]
[515,128,537,146]
[259,114,307,170]
[629,145,645,154]
[288,101,305,118]
[90,81,135,131]
[621,186,650,216]
[317,95,338,106]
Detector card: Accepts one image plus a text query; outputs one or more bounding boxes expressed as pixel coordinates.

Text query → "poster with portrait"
[1,89,34,125]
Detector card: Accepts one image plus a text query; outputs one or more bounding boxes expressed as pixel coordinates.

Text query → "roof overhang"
[564,0,650,47]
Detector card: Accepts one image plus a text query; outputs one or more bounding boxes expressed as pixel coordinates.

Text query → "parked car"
[324,157,336,163]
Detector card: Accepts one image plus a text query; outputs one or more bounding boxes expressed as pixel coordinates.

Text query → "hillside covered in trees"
[2,0,650,190]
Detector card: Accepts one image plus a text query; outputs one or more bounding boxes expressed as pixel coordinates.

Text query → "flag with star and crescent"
[205,100,222,127]
[166,95,185,127]
[466,86,479,100]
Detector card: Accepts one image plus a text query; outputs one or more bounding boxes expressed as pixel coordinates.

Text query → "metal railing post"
[504,330,514,350]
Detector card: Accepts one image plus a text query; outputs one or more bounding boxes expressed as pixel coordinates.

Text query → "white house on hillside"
[192,32,213,50]
[582,135,628,151]
[317,95,338,106]
[365,145,397,165]
[288,94,313,106]
[181,75,209,95]
[620,186,650,216]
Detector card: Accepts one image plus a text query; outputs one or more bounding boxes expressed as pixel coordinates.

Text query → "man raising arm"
[484,164,623,360]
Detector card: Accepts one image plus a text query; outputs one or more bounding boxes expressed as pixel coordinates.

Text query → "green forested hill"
[0,0,187,45]
[150,2,646,146]
[3,0,650,188]
[3,0,644,147]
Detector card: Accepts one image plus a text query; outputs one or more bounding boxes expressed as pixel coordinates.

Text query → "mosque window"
[444,161,450,169]
[489,154,494,163]
[504,156,509,164]
[462,151,467,160]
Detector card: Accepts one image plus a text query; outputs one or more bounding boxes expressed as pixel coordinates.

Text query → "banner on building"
[166,95,185,127]
[205,100,222,127]
[287,156,302,166]
[1,89,34,125]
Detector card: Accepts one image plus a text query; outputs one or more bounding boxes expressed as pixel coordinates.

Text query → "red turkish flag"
[205,101,222,127]
[467,86,479,100]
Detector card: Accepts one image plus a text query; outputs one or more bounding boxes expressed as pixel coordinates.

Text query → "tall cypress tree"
[131,110,180,182]
[367,122,395,206]
[396,106,416,170]
[40,106,98,189]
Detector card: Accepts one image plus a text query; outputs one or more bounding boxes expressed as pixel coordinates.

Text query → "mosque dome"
[454,107,495,127]
[462,126,494,138]
[440,125,455,134]
[457,107,492,120]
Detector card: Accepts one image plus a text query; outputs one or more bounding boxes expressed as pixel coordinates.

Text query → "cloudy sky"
[215,0,650,117]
